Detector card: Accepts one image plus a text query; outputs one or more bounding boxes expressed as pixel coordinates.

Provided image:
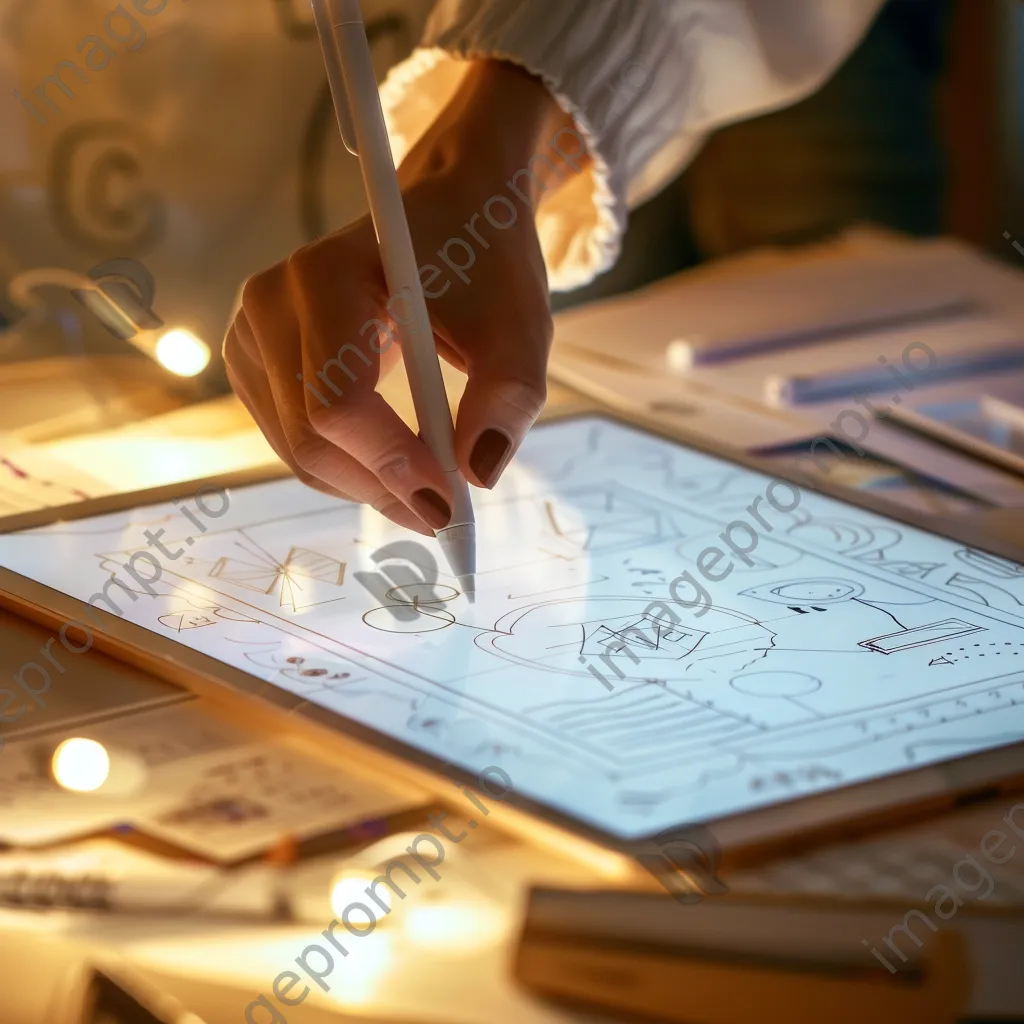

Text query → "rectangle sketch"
[858,618,984,654]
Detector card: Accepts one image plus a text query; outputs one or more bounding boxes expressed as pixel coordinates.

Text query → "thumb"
[454,327,550,489]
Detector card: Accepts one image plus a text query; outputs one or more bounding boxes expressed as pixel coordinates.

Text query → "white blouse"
[380,0,886,290]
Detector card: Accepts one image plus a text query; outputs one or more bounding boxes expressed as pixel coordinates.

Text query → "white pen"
[311,0,477,600]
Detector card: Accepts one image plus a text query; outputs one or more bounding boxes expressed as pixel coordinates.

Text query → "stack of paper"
[550,230,1024,507]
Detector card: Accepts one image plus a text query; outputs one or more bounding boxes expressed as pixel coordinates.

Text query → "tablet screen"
[2,416,1022,840]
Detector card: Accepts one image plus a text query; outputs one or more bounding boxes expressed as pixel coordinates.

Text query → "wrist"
[398,59,577,206]
[461,60,570,160]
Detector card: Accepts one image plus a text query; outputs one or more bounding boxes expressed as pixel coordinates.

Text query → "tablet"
[1,413,1022,864]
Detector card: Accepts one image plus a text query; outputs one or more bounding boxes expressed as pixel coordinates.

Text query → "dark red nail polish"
[470,429,513,487]
[411,489,452,529]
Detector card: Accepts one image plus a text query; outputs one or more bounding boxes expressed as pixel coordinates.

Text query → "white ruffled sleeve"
[380,0,886,291]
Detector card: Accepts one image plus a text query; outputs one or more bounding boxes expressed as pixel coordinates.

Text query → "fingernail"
[470,429,513,488]
[411,489,452,530]
[378,499,433,536]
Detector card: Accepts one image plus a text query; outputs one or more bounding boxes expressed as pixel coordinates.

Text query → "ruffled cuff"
[379,0,676,291]
[379,0,883,291]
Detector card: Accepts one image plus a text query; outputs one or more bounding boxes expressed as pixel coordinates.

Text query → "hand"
[224,60,575,534]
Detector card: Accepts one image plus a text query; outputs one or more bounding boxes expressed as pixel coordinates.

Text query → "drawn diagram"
[740,578,865,611]
[2,415,1022,840]
[955,548,1024,579]
[731,672,821,697]
[209,539,347,612]
[858,618,984,654]
[481,597,773,683]
[946,572,1024,611]
[159,610,216,632]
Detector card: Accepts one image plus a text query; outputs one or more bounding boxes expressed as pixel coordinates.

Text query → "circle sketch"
[740,578,865,606]
[362,605,456,633]
[386,583,459,605]
[731,671,822,698]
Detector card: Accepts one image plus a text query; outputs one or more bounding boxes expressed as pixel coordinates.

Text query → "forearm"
[398,59,582,208]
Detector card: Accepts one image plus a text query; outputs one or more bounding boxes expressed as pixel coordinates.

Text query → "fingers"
[225,305,437,537]
[227,257,452,536]
[454,318,551,488]
[259,276,454,532]
[290,425,440,537]
[225,317,313,483]
[307,390,455,532]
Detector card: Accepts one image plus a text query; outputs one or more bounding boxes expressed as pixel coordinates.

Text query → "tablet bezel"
[1,406,1022,868]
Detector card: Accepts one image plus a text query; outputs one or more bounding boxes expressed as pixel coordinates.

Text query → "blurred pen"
[765,340,1024,406]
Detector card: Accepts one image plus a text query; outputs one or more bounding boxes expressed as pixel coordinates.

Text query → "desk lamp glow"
[8,266,210,377]
[51,737,110,793]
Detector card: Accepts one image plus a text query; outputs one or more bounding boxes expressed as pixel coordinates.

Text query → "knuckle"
[498,375,547,420]
[294,468,330,496]
[285,245,314,281]
[223,324,254,368]
[291,435,331,476]
[371,446,412,484]
[240,271,267,311]
[286,236,334,283]
[307,403,339,433]
[241,261,289,315]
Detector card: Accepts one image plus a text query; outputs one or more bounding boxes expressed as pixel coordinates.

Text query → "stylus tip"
[436,523,476,600]
[460,574,476,604]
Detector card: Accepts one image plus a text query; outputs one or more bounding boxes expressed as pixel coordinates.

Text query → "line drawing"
[946,572,1024,610]
[955,548,1024,580]
[209,536,347,612]
[858,618,984,654]
[3,415,1022,838]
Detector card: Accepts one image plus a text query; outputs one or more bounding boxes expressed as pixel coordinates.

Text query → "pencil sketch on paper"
[1,416,1022,838]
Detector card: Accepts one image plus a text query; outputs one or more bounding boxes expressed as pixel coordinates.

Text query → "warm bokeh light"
[402,901,506,953]
[328,932,395,1007]
[51,738,110,792]
[154,327,211,377]
[330,869,391,919]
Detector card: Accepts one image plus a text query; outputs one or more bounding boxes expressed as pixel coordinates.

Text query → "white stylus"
[311,0,477,600]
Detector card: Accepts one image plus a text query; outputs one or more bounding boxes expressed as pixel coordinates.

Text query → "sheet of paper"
[551,233,1024,376]
[550,232,1024,503]
[0,701,249,845]
[0,434,107,515]
[2,416,1023,840]
[553,334,1024,506]
[133,742,416,862]
[549,346,820,450]
[0,701,416,854]
[43,431,279,493]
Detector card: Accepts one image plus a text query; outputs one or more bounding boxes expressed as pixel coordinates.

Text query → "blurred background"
[558,0,1024,308]
[0,4,1023,1022]
[0,0,436,449]
[0,0,1020,410]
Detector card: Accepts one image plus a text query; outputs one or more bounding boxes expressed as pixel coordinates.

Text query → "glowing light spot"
[52,738,110,792]
[330,870,391,918]
[155,328,210,377]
